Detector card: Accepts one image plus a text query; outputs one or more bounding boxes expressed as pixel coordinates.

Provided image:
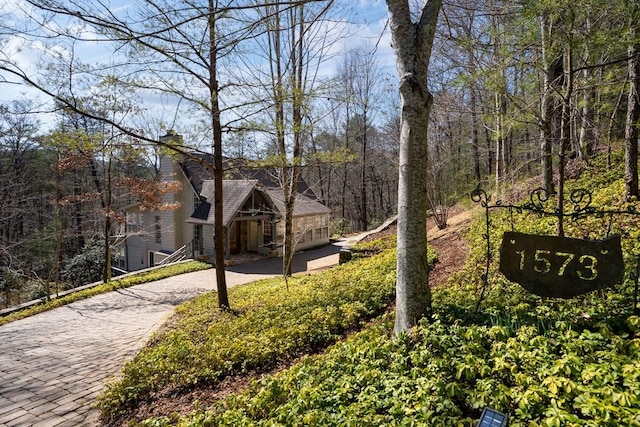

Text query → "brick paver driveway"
[0,245,341,426]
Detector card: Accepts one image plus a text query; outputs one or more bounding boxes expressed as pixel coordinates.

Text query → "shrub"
[61,238,105,287]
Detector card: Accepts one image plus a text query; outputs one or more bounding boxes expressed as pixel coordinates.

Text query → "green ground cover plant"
[132,150,640,426]
[0,260,211,326]
[98,245,438,422]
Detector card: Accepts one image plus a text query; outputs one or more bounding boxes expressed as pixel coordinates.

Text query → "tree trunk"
[209,0,229,309]
[274,3,307,278]
[494,91,506,195]
[360,110,368,231]
[578,71,594,160]
[464,15,482,183]
[557,44,573,237]
[625,20,640,201]
[283,166,297,277]
[103,155,112,283]
[578,17,594,160]
[470,85,481,182]
[387,0,441,335]
[539,11,557,194]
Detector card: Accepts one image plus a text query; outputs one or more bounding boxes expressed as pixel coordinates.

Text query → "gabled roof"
[189,180,264,227]
[264,188,331,217]
[179,155,215,195]
[188,180,330,227]
[179,153,317,198]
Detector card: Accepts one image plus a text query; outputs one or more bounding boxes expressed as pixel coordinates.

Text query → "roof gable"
[179,153,317,198]
[188,180,330,226]
[191,180,260,227]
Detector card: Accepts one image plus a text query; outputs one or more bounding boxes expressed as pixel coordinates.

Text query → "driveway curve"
[0,243,345,426]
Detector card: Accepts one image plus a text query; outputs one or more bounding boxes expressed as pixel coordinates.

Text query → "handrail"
[156,240,194,266]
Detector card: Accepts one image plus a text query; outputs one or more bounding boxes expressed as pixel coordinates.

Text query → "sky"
[0,0,397,136]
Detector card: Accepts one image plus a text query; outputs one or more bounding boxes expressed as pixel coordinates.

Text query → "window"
[194,225,203,252]
[303,218,313,242]
[295,217,306,243]
[154,216,161,244]
[126,212,135,233]
[126,212,143,233]
[314,214,329,240]
[263,221,272,245]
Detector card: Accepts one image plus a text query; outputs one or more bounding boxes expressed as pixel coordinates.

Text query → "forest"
[1,0,640,310]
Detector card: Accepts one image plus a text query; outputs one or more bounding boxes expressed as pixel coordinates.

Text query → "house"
[114,131,331,272]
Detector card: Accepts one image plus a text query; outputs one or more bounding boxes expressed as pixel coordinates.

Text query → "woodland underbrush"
[107,150,640,426]
[98,236,436,424]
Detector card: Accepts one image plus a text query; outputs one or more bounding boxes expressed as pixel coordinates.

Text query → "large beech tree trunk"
[386,0,442,335]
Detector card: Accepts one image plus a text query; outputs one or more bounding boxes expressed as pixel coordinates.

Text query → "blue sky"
[1,0,397,134]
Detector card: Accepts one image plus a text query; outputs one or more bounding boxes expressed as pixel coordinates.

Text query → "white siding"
[159,154,181,252]
[202,225,215,259]
[122,207,163,270]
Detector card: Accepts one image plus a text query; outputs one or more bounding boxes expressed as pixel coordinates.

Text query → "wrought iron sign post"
[471,186,640,312]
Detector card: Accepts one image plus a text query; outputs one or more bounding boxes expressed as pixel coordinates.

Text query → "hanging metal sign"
[499,231,624,298]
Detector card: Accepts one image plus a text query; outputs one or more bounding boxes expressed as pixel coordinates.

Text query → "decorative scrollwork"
[522,187,554,216]
[473,187,605,219]
[470,187,490,207]
[531,187,553,204]
[569,189,595,218]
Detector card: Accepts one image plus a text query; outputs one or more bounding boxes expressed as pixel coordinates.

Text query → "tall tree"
[386,0,442,335]
[538,6,561,194]
[352,46,383,231]
[56,78,146,283]
[0,100,51,305]
[6,0,317,308]
[250,0,335,277]
[336,52,357,232]
[624,3,640,201]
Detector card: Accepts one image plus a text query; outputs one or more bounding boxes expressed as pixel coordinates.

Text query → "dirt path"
[426,206,476,287]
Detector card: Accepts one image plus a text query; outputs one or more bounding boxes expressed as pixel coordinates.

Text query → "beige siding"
[181,191,194,250]
[158,154,196,252]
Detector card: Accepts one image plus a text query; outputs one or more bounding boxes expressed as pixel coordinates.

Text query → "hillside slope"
[125,153,640,426]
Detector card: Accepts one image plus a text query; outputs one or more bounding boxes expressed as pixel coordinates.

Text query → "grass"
[0,260,211,326]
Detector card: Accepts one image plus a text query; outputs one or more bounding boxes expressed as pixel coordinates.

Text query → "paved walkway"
[0,242,350,426]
